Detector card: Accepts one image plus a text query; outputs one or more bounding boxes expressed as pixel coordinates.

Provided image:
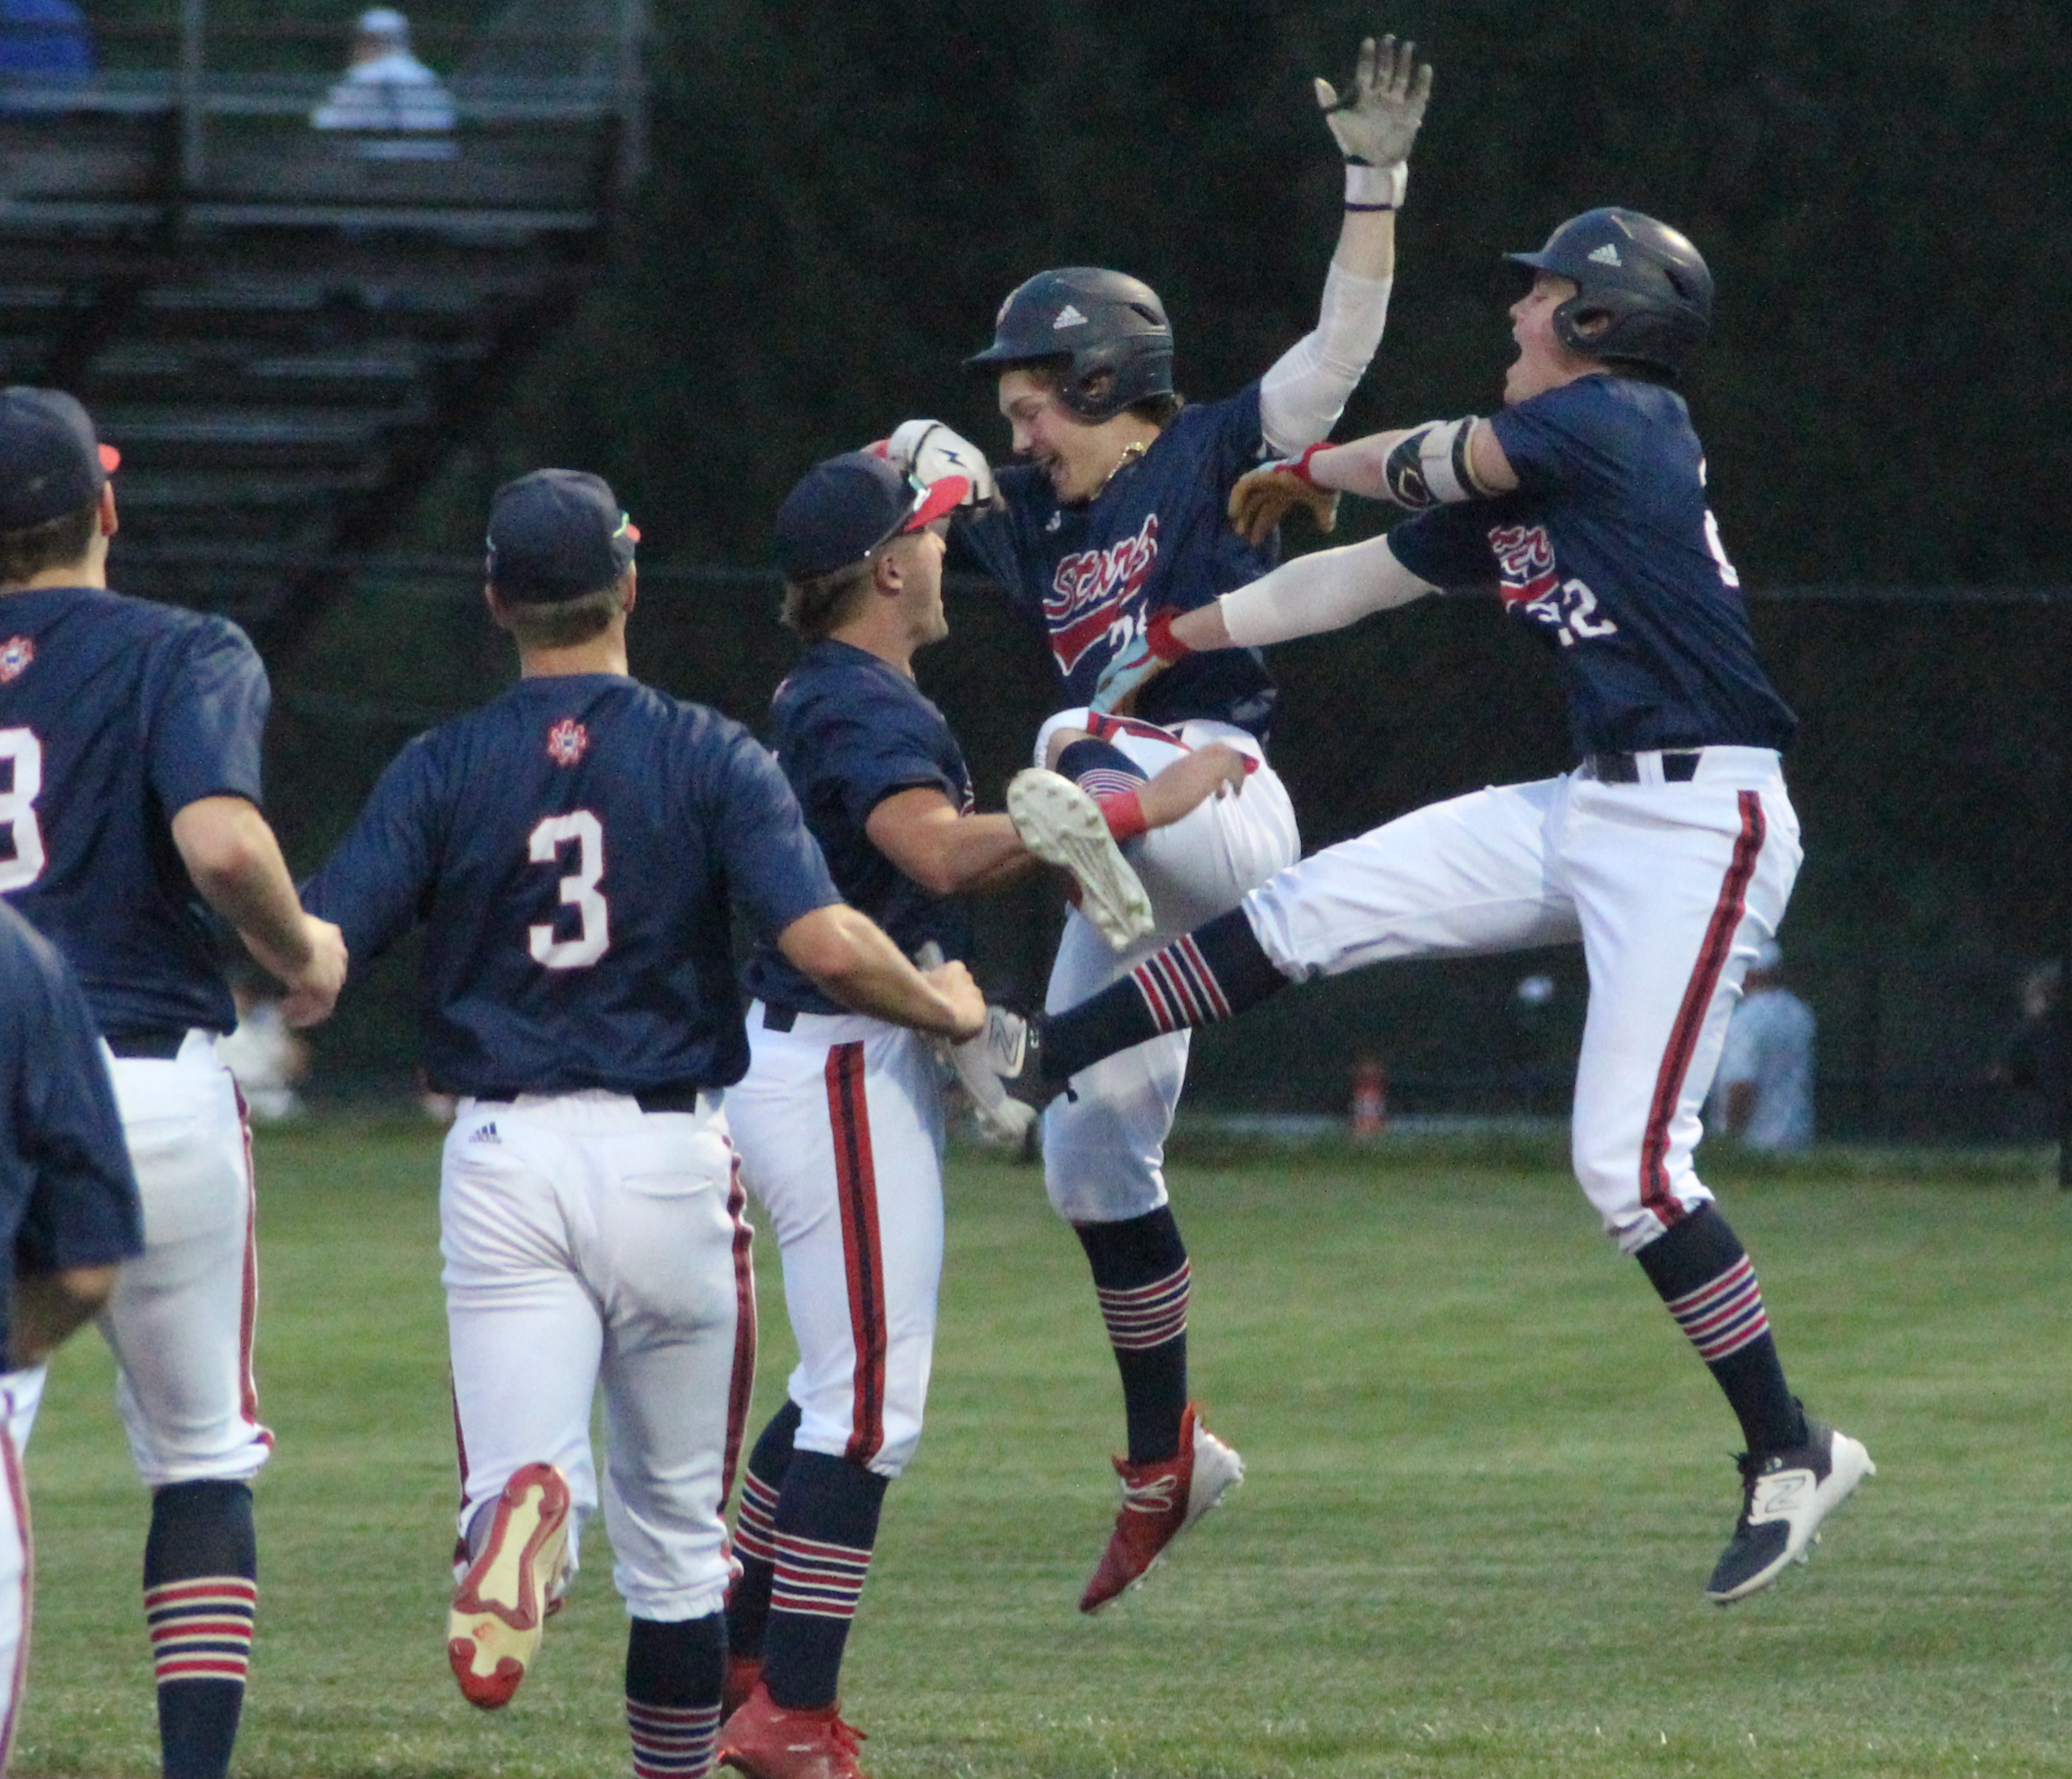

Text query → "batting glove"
[1091,609,1190,716]
[878,419,1000,512]
[1227,444,1340,548]
[1316,33,1432,208]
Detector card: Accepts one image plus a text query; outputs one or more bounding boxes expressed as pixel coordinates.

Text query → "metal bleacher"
[0,0,646,658]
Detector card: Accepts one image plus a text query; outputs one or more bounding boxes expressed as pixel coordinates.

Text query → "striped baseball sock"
[1041,908,1291,1084]
[726,1400,799,1665]
[625,1612,723,1779]
[1077,1208,1191,1463]
[143,1481,255,1779]
[1636,1205,1806,1455]
[762,1452,887,1711]
[1055,737,1151,840]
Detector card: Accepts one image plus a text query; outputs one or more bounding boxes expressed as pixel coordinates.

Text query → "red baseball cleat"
[446,1462,573,1709]
[717,1683,869,1779]
[1080,1402,1244,1613]
[721,1652,765,1724]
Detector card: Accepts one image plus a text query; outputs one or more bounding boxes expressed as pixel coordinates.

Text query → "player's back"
[0,584,265,1037]
[306,673,836,1097]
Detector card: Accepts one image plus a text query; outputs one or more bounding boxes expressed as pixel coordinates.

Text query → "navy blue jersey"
[0,586,268,1036]
[0,900,144,1360]
[1390,376,1795,758]
[302,675,841,1095]
[743,640,974,1016]
[954,384,1281,739]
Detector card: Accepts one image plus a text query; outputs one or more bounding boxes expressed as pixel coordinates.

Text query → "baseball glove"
[1228,464,1339,548]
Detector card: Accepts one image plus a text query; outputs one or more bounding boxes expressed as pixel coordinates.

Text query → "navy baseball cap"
[0,388,119,532]
[773,451,969,582]
[485,469,639,603]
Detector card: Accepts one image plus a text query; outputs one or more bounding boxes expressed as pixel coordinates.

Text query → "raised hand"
[1314,33,1433,171]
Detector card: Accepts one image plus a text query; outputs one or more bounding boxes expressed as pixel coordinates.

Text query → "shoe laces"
[1119,1471,1180,1515]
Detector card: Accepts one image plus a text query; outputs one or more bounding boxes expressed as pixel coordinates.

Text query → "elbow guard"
[1383,418,1487,509]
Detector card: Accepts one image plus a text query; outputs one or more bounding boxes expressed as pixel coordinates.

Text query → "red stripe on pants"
[232,1087,270,1447]
[718,1153,758,1511]
[1640,789,1766,1223]
[823,1045,887,1466]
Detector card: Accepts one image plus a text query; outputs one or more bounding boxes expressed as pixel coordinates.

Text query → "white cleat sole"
[1007,768,1155,953]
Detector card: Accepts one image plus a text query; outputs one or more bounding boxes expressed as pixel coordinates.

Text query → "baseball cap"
[0,388,119,532]
[1751,938,1782,971]
[357,8,409,39]
[773,451,969,582]
[485,469,639,603]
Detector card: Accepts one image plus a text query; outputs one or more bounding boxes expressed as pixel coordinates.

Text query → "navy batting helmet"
[965,267,1174,422]
[1504,208,1714,378]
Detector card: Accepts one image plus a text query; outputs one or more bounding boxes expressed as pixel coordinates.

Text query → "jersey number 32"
[527,810,609,969]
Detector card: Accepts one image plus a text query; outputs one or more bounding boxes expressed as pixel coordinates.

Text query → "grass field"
[14,1119,2072,1778]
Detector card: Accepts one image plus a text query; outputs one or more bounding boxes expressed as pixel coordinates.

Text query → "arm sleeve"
[1218,534,1437,649]
[299,738,445,969]
[1258,263,1396,456]
[708,730,844,939]
[149,619,269,814]
[12,938,142,1274]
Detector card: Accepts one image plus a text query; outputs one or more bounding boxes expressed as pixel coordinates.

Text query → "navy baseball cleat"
[1705,1415,1874,1603]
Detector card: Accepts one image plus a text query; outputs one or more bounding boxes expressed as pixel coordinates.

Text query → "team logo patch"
[545,718,589,766]
[1488,523,1559,608]
[0,636,33,682]
[1046,512,1160,675]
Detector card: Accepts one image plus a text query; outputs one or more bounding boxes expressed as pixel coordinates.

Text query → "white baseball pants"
[727,1007,946,1480]
[1242,748,1802,1251]
[99,1033,271,1488]
[0,1367,41,1773]
[441,1091,754,1622]
[1033,710,1301,1224]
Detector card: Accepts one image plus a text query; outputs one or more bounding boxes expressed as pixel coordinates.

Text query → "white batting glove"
[1315,33,1432,208]
[882,420,1000,512]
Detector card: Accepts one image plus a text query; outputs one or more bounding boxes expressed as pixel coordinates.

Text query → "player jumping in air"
[971,208,1874,1604]
[718,454,1247,1778]
[0,388,347,1779]
[879,30,1433,1613]
[302,471,988,1779]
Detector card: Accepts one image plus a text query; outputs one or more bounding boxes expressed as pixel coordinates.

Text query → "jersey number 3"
[527,810,609,969]
[0,728,45,892]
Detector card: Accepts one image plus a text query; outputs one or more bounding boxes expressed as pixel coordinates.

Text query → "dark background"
[122,0,2072,1136]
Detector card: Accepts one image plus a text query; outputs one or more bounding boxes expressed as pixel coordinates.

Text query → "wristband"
[1287,442,1332,488]
[1343,160,1409,211]
[1098,789,1149,846]
[1144,607,1190,664]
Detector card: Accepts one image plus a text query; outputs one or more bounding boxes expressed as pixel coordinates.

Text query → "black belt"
[1581,749,1703,784]
[469,1082,709,1114]
[761,1003,798,1032]
[105,1029,188,1060]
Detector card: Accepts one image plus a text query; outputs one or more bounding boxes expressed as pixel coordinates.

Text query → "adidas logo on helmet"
[1588,243,1622,265]
[1052,304,1088,329]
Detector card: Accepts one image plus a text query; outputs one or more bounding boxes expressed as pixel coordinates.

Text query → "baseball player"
[0,388,346,1779]
[0,900,144,1771]
[974,209,1874,1604]
[300,470,986,1779]
[878,31,1433,1612]
[718,454,1246,1778]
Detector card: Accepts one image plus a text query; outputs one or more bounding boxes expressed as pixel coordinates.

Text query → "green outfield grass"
[14,1120,2072,1778]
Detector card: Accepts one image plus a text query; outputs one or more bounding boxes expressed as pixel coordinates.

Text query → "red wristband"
[1144,607,1190,664]
[1288,442,1331,487]
[1098,789,1149,845]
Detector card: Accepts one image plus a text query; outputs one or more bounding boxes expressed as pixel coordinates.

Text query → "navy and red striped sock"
[761,1452,887,1711]
[626,1612,723,1779]
[144,1480,255,1779]
[1040,908,1290,1085]
[1636,1204,1805,1455]
[726,1399,799,1664]
[1077,1207,1191,1464]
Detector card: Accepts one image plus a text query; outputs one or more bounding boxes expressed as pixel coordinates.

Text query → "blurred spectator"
[1987,959,2063,1112]
[1509,971,1562,1113]
[1708,940,1815,1150]
[217,978,311,1123]
[0,0,92,85]
[311,7,457,159]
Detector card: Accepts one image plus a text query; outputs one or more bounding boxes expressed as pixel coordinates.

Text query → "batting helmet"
[965,268,1174,423]
[1504,208,1714,378]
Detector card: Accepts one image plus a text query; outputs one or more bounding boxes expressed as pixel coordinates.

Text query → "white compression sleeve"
[1257,262,1394,456]
[1217,533,1435,648]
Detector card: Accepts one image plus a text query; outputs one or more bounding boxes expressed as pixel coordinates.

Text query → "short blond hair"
[779,558,876,642]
